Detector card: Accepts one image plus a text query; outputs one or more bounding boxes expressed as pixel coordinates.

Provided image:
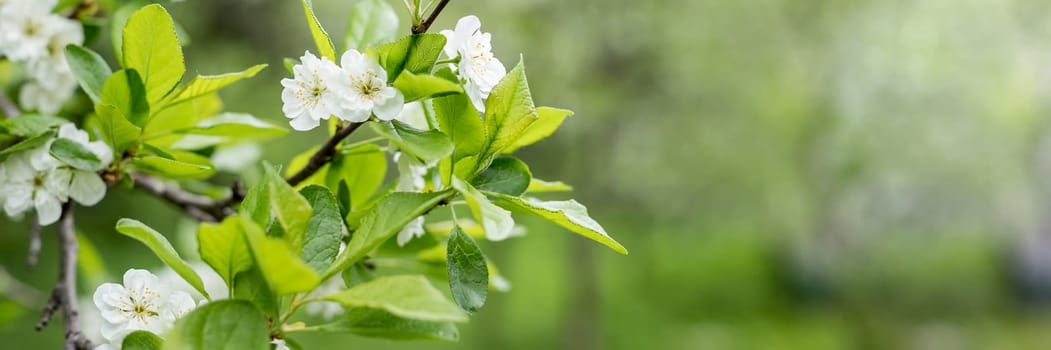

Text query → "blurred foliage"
[8,0,1051,348]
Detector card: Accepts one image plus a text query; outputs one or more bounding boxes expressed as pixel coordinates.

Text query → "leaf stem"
[411,0,450,34]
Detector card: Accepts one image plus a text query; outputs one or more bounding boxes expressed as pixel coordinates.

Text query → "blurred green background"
[10,0,1051,348]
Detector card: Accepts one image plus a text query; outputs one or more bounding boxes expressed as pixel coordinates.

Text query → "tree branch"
[286,122,365,186]
[36,203,93,350]
[411,0,451,34]
[131,173,225,222]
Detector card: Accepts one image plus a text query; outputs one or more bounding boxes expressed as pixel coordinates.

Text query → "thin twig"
[131,173,222,222]
[27,221,42,268]
[36,203,93,350]
[286,122,365,186]
[411,0,451,34]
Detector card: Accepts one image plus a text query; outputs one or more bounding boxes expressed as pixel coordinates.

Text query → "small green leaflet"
[64,45,112,104]
[122,4,185,105]
[371,121,453,163]
[471,157,531,196]
[115,218,211,298]
[122,330,163,350]
[197,217,253,290]
[486,193,628,255]
[322,275,468,323]
[503,107,573,153]
[393,71,462,102]
[166,64,267,106]
[480,60,538,165]
[239,216,320,295]
[162,300,269,350]
[300,0,337,61]
[319,308,459,341]
[300,185,344,273]
[451,176,514,241]
[49,138,102,171]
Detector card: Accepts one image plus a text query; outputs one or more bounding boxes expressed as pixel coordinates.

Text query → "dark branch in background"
[412,0,451,34]
[131,174,241,223]
[36,203,93,350]
[286,122,365,186]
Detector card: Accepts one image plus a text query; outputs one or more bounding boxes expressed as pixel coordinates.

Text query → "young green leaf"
[101,69,150,127]
[447,226,489,312]
[371,121,453,163]
[451,176,514,241]
[175,113,288,141]
[322,275,468,323]
[49,138,102,171]
[93,103,141,159]
[486,193,628,255]
[232,268,279,318]
[123,4,185,105]
[342,262,375,288]
[3,114,67,137]
[197,217,253,290]
[470,157,531,196]
[262,163,313,251]
[300,185,344,273]
[239,216,321,295]
[375,34,446,83]
[115,218,211,299]
[480,60,538,165]
[320,308,459,341]
[526,178,573,193]
[64,44,112,104]
[133,149,215,180]
[344,0,398,51]
[325,190,452,279]
[503,107,573,153]
[122,330,163,350]
[325,144,387,209]
[162,300,269,350]
[165,64,267,107]
[433,93,485,179]
[393,71,462,102]
[300,0,337,61]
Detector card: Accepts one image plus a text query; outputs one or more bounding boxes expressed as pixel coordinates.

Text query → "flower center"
[352,72,382,99]
[120,288,161,323]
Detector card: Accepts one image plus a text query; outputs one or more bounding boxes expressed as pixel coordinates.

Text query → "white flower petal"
[34,191,62,225]
[372,88,404,121]
[289,114,321,131]
[68,170,106,205]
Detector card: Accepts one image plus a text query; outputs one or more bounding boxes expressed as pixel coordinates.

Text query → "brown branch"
[131,174,224,222]
[286,122,365,186]
[36,203,93,350]
[412,0,451,34]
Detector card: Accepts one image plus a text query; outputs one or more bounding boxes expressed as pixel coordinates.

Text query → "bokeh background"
[8,0,1051,348]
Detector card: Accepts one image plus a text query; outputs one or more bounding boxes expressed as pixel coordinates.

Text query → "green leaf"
[49,138,102,171]
[480,60,538,165]
[133,149,215,180]
[526,178,573,193]
[175,113,287,141]
[375,34,446,83]
[300,0,337,61]
[93,103,141,159]
[239,216,321,295]
[393,71,461,103]
[101,69,150,127]
[64,45,111,104]
[321,308,459,341]
[447,226,488,312]
[197,217,253,291]
[470,157,531,196]
[344,0,398,51]
[342,262,375,288]
[232,268,279,318]
[371,121,453,163]
[325,191,452,279]
[162,300,269,350]
[503,107,573,153]
[143,93,223,140]
[0,131,54,162]
[486,193,628,255]
[109,4,138,67]
[433,93,485,179]
[4,115,66,137]
[115,218,210,299]
[123,330,163,350]
[300,185,344,273]
[123,4,184,105]
[322,275,468,322]
[165,64,266,107]
[261,163,313,250]
[328,145,387,209]
[451,176,514,241]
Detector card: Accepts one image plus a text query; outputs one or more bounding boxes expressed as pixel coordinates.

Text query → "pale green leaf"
[503,107,573,153]
[481,60,538,164]
[123,4,184,105]
[371,121,453,163]
[166,64,267,106]
[197,217,252,290]
[101,69,149,127]
[451,177,514,241]
[262,163,313,251]
[64,44,111,104]
[375,34,446,83]
[322,275,467,322]
[3,114,67,137]
[320,308,459,341]
[115,218,210,298]
[326,144,387,209]
[49,138,102,171]
[122,330,163,350]
[486,193,628,254]
[133,149,215,180]
[526,178,573,193]
[300,0,337,61]
[93,103,141,159]
[344,0,398,51]
[239,217,320,295]
[393,71,461,103]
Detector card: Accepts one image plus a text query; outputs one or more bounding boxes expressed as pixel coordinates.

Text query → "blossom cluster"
[280,15,506,130]
[0,123,112,225]
[92,269,196,349]
[0,0,84,113]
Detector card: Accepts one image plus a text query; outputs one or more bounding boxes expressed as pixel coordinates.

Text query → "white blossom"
[281,51,343,131]
[0,0,57,60]
[329,49,404,123]
[0,152,66,225]
[441,15,506,112]
[92,269,196,345]
[271,338,292,350]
